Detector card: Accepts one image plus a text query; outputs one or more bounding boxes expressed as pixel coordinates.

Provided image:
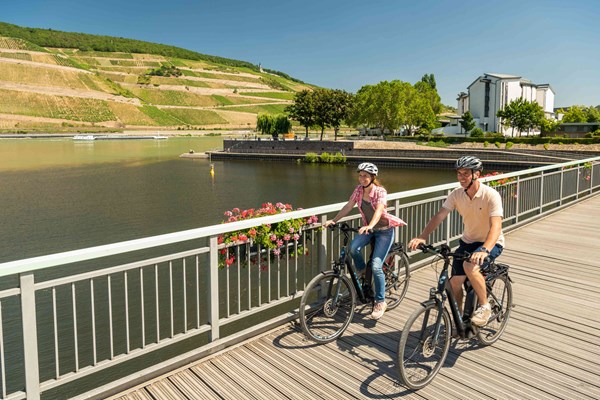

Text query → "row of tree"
[461,100,600,137]
[284,75,442,139]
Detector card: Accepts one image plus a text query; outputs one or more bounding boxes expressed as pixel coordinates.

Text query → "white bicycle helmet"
[455,156,483,171]
[357,162,378,176]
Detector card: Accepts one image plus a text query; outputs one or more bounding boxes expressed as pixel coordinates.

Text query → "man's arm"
[408,207,451,251]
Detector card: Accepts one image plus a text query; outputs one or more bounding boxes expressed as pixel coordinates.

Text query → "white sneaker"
[471,304,492,327]
[371,301,387,320]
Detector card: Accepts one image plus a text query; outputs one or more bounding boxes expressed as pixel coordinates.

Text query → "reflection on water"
[0,136,457,398]
[0,137,455,262]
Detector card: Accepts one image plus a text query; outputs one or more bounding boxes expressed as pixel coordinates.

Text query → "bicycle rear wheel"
[397,302,451,390]
[477,274,513,345]
[299,271,356,343]
[384,251,410,310]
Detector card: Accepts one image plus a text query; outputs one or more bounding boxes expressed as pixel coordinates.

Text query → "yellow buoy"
[210,163,215,176]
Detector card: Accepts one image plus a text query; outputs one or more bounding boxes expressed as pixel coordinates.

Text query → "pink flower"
[225,257,235,266]
[289,227,295,233]
[276,239,284,247]
[232,207,240,214]
[270,234,277,241]
[218,236,224,244]
[283,234,291,241]
[273,248,281,256]
[224,211,233,217]
[293,234,300,241]
[238,233,248,242]
[248,228,257,237]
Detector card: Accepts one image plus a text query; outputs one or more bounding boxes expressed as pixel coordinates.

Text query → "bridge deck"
[112,196,600,400]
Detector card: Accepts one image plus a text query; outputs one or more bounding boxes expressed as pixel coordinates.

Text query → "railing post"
[319,215,329,271]
[560,167,564,206]
[576,164,581,199]
[515,176,521,223]
[445,189,451,246]
[20,273,40,400]
[208,237,220,341]
[539,171,544,215]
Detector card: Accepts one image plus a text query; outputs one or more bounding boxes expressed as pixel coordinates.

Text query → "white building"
[459,73,555,136]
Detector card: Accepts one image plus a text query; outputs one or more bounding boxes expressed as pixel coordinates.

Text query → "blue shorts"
[452,239,503,276]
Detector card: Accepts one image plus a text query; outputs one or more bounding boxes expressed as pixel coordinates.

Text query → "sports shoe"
[371,301,387,320]
[471,304,492,327]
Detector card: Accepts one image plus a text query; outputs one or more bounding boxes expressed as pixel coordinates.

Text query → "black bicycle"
[299,222,410,343]
[397,243,513,389]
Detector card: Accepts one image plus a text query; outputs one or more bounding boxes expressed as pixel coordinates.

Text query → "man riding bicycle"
[408,156,504,326]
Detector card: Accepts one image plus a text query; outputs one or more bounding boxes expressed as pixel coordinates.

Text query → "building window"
[484,82,490,117]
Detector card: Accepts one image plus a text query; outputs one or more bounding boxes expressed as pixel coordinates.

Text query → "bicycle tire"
[299,270,356,343]
[384,251,410,310]
[397,302,451,390]
[477,274,513,346]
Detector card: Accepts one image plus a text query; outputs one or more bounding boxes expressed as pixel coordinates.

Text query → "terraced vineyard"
[0,34,314,131]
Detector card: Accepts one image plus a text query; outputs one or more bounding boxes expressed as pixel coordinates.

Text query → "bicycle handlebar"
[417,243,473,261]
[328,222,372,234]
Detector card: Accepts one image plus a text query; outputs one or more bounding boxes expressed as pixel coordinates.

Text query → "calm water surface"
[0,136,455,262]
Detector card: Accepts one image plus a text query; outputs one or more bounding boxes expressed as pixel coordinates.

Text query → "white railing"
[0,156,598,400]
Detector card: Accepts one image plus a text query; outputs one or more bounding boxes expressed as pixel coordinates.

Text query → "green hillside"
[0,22,315,133]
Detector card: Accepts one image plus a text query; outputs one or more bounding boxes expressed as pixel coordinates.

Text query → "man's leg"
[464,262,487,307]
[450,275,466,311]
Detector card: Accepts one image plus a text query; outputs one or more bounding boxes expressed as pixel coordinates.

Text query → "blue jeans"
[349,227,395,303]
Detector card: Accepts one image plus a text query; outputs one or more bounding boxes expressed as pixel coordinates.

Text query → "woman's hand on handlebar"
[324,220,336,228]
[357,226,372,235]
[408,237,426,251]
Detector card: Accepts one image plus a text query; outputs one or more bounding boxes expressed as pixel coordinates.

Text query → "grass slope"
[0,22,316,132]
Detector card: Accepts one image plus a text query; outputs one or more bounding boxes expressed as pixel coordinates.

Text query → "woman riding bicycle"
[325,162,406,320]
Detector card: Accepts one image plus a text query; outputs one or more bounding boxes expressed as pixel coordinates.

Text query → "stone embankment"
[202,139,600,171]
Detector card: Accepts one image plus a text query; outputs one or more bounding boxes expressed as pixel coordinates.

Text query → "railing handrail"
[1,155,598,278]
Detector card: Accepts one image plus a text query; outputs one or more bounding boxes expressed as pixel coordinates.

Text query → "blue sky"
[3,0,599,108]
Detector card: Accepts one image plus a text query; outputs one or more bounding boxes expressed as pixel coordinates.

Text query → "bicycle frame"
[422,244,479,341]
[421,243,511,342]
[332,225,371,305]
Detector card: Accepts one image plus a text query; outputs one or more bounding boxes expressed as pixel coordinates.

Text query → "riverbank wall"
[203,139,600,170]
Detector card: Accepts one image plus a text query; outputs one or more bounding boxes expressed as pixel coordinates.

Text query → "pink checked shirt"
[349,185,407,228]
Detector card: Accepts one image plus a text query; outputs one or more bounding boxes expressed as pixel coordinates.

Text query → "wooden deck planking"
[111,195,600,400]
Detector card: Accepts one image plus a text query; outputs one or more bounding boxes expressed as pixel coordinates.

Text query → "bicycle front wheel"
[397,302,451,390]
[477,274,513,346]
[384,251,410,310]
[299,271,356,343]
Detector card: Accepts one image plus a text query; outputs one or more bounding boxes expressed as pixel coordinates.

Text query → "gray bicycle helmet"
[455,156,483,171]
[357,162,378,176]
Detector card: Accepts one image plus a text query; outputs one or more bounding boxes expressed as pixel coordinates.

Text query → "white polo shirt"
[442,183,505,247]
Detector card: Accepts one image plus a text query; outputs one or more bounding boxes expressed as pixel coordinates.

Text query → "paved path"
[112,195,600,399]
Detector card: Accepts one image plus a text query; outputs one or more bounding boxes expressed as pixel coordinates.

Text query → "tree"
[460,111,476,135]
[327,89,354,140]
[496,98,545,137]
[312,89,332,140]
[416,74,441,115]
[285,90,315,139]
[256,114,291,139]
[559,105,600,123]
[350,80,437,136]
[420,73,437,91]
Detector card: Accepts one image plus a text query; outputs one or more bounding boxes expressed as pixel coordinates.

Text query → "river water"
[0,135,460,397]
[0,135,455,263]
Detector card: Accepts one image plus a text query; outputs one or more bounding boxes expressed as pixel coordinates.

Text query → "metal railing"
[0,156,598,400]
